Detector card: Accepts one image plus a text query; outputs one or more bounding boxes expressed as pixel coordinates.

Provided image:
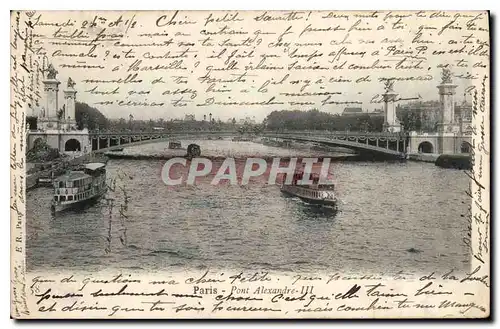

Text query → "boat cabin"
[284,171,335,190]
[168,141,182,149]
[53,163,106,203]
[84,162,106,176]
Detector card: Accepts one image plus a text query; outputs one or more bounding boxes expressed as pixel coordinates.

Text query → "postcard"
[10,10,490,319]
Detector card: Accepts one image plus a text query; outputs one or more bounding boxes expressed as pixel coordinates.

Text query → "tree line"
[26,102,110,131]
[263,109,385,132]
[26,104,426,133]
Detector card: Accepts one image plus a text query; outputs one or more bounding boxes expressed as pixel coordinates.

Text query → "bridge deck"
[89,130,408,156]
[263,133,406,156]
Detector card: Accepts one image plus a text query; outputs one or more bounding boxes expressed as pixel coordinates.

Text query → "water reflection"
[303,205,339,218]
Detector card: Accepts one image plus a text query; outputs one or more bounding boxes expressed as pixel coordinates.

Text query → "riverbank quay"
[26,153,108,190]
[434,154,472,170]
[408,153,441,163]
[408,153,471,170]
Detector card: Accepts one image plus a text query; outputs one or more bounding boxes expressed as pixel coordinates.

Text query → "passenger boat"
[168,141,182,149]
[280,171,338,208]
[50,162,107,214]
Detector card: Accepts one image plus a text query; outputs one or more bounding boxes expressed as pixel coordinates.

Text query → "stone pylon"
[436,68,459,134]
[64,77,78,129]
[436,68,460,154]
[382,79,401,133]
[40,64,61,129]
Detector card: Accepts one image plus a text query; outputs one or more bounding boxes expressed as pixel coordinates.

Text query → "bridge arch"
[65,138,81,152]
[418,141,434,154]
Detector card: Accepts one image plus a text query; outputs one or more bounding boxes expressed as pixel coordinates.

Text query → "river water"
[26,140,471,275]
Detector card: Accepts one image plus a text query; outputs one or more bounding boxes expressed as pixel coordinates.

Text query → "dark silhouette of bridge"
[90,130,408,158]
[263,131,407,158]
[91,131,239,152]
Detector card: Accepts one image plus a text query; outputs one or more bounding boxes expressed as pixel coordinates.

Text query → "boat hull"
[280,186,338,208]
[51,189,106,214]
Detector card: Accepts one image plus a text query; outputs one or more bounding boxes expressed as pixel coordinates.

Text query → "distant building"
[397,99,472,133]
[368,108,384,117]
[397,100,441,131]
[455,101,473,134]
[184,114,195,121]
[455,101,472,122]
[342,107,363,116]
[239,116,257,124]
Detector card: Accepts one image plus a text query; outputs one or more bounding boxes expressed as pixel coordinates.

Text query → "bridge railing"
[263,130,408,138]
[89,130,240,137]
[89,130,409,138]
[263,130,408,155]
